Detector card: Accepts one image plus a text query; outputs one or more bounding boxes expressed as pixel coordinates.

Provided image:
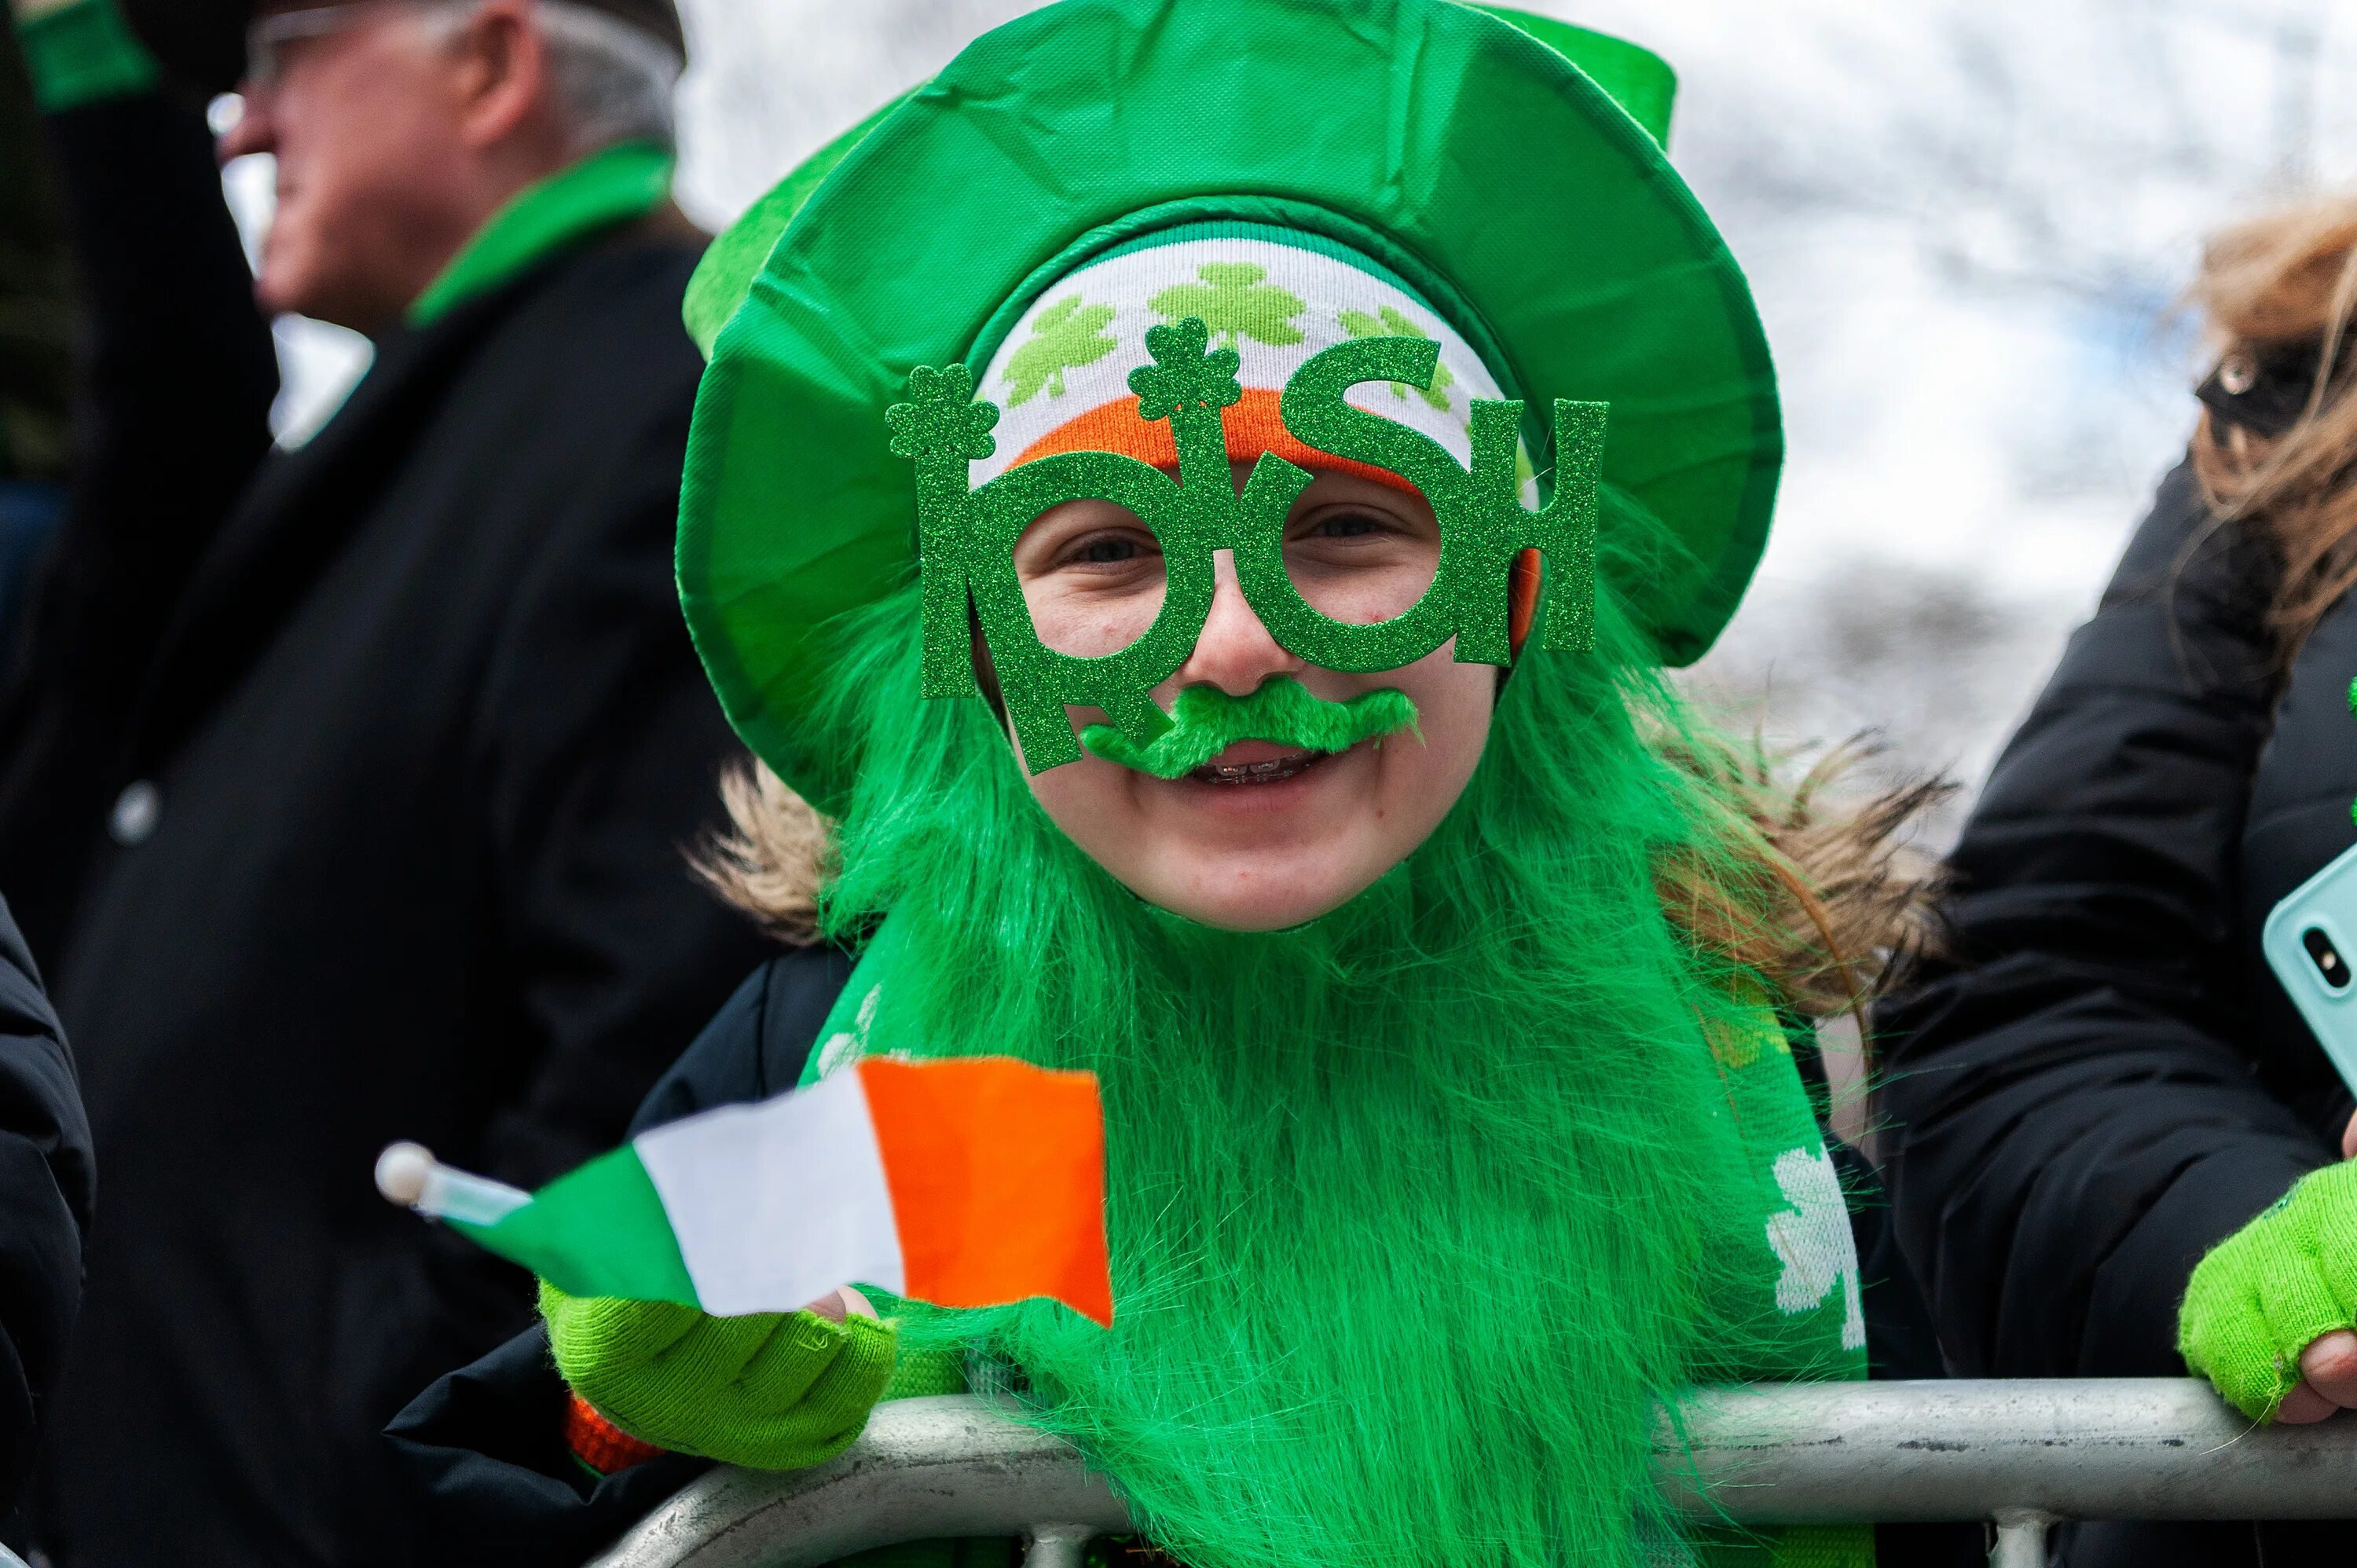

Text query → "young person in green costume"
[391,4,1951,1565]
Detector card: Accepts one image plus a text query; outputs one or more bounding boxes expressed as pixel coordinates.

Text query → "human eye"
[1018,511,1168,660]
[1054,528,1163,578]
[1291,503,1415,550]
[1281,492,1439,625]
[1069,533,1148,566]
[1014,500,1164,585]
[1308,510,1381,540]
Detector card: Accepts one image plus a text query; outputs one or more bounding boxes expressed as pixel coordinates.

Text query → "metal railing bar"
[1655,1379,2356,1522]
[590,1398,1125,1568]
[589,1382,2357,1568]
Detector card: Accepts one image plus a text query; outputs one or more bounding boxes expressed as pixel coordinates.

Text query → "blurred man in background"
[0,0,768,1561]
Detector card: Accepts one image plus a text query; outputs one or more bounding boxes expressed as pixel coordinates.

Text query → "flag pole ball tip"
[375,1142,434,1206]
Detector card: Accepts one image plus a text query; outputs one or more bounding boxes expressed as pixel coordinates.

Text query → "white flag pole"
[375,1141,532,1228]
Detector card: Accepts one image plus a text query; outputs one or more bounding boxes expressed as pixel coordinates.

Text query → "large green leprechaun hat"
[678,0,1772,813]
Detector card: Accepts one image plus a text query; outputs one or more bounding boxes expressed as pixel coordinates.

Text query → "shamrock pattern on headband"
[1002,295,1119,408]
[973,233,1508,490]
[1338,306,1455,415]
[1149,262,1307,349]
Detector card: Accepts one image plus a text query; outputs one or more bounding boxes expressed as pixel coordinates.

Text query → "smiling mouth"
[1186,747,1332,786]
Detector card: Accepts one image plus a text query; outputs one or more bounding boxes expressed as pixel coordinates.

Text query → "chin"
[252,255,314,321]
[1145,860,1365,933]
[255,222,362,327]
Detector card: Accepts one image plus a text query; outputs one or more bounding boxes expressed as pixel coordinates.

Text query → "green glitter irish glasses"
[889,317,1605,772]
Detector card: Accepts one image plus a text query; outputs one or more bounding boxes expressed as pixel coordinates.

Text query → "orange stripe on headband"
[1013,388,1422,500]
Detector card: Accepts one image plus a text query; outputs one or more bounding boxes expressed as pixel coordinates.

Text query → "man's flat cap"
[561,0,685,64]
[126,0,687,98]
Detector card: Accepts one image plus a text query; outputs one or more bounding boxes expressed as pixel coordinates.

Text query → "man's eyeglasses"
[243,2,389,90]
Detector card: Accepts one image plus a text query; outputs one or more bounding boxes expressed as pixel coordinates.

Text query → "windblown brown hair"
[698,740,1945,1024]
[2190,198,2357,650]
[1653,735,1949,1026]
[692,762,831,946]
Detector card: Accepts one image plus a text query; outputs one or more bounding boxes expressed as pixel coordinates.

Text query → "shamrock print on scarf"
[1765,1144,1867,1350]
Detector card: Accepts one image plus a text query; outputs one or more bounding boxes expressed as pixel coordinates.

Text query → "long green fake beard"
[808,586,1799,1568]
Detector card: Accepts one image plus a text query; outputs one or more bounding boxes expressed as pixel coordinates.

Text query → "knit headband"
[975,223,1527,499]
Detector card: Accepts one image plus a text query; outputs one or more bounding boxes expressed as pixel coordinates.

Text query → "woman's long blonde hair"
[2192,197,2357,648]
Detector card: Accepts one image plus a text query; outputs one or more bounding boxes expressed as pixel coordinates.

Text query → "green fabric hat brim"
[684,94,909,359]
[679,0,1778,813]
[679,12,1673,356]
[1473,6,1675,146]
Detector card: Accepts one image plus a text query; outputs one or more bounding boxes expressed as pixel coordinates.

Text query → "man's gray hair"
[421,0,684,154]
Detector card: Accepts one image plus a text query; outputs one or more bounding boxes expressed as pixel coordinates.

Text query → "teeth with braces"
[1190,750,1328,784]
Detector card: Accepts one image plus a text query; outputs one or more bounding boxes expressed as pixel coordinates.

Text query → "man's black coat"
[0,894,93,1538]
[0,98,769,1566]
[1878,459,2357,1566]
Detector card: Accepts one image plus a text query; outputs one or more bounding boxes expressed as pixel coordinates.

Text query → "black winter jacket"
[0,895,93,1537]
[387,949,851,1568]
[1,97,769,1566]
[1879,458,2357,1566]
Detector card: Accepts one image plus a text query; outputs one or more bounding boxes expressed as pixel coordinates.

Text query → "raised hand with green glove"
[542,1280,899,1471]
[2179,1160,2357,1423]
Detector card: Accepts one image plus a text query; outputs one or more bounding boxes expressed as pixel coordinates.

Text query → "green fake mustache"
[1077,678,1420,779]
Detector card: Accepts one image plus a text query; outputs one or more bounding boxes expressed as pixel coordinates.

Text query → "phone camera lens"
[2304,927,2351,991]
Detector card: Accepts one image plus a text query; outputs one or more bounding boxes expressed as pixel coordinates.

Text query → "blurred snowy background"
[224,0,2357,837]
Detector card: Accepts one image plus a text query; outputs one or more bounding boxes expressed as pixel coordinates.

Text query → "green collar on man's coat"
[408,139,675,329]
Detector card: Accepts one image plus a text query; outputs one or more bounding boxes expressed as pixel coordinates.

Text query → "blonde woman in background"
[1882,202,2357,1567]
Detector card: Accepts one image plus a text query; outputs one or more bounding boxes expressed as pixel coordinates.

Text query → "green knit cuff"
[882,1343,968,1400]
[542,1280,898,1471]
[15,0,159,112]
[2178,1161,2357,1420]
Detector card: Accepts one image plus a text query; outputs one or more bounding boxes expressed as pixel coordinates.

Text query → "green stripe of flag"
[451,1145,700,1306]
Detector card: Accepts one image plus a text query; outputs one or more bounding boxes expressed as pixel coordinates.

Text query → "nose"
[217,92,273,162]
[1170,551,1302,698]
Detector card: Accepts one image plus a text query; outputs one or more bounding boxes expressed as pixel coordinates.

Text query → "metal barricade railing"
[588,1381,2357,1568]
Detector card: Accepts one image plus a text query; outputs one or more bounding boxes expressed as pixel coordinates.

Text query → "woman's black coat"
[1878,457,2357,1565]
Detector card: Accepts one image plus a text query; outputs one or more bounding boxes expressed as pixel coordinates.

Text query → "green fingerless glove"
[2179,1161,2357,1420]
[541,1280,898,1471]
[13,0,158,112]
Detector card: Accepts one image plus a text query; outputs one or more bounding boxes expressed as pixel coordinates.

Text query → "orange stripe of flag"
[855,1057,1113,1326]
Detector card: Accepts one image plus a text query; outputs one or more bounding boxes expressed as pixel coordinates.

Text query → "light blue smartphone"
[2265,841,2357,1094]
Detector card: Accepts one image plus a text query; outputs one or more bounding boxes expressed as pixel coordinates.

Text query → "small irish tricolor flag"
[375,1057,1112,1325]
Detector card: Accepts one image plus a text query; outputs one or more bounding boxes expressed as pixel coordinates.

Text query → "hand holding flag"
[376,1057,1113,1324]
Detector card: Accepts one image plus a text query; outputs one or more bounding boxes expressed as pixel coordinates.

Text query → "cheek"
[1023,745,1160,881]
[1384,654,1496,800]
[1021,751,1138,852]
[278,61,445,217]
